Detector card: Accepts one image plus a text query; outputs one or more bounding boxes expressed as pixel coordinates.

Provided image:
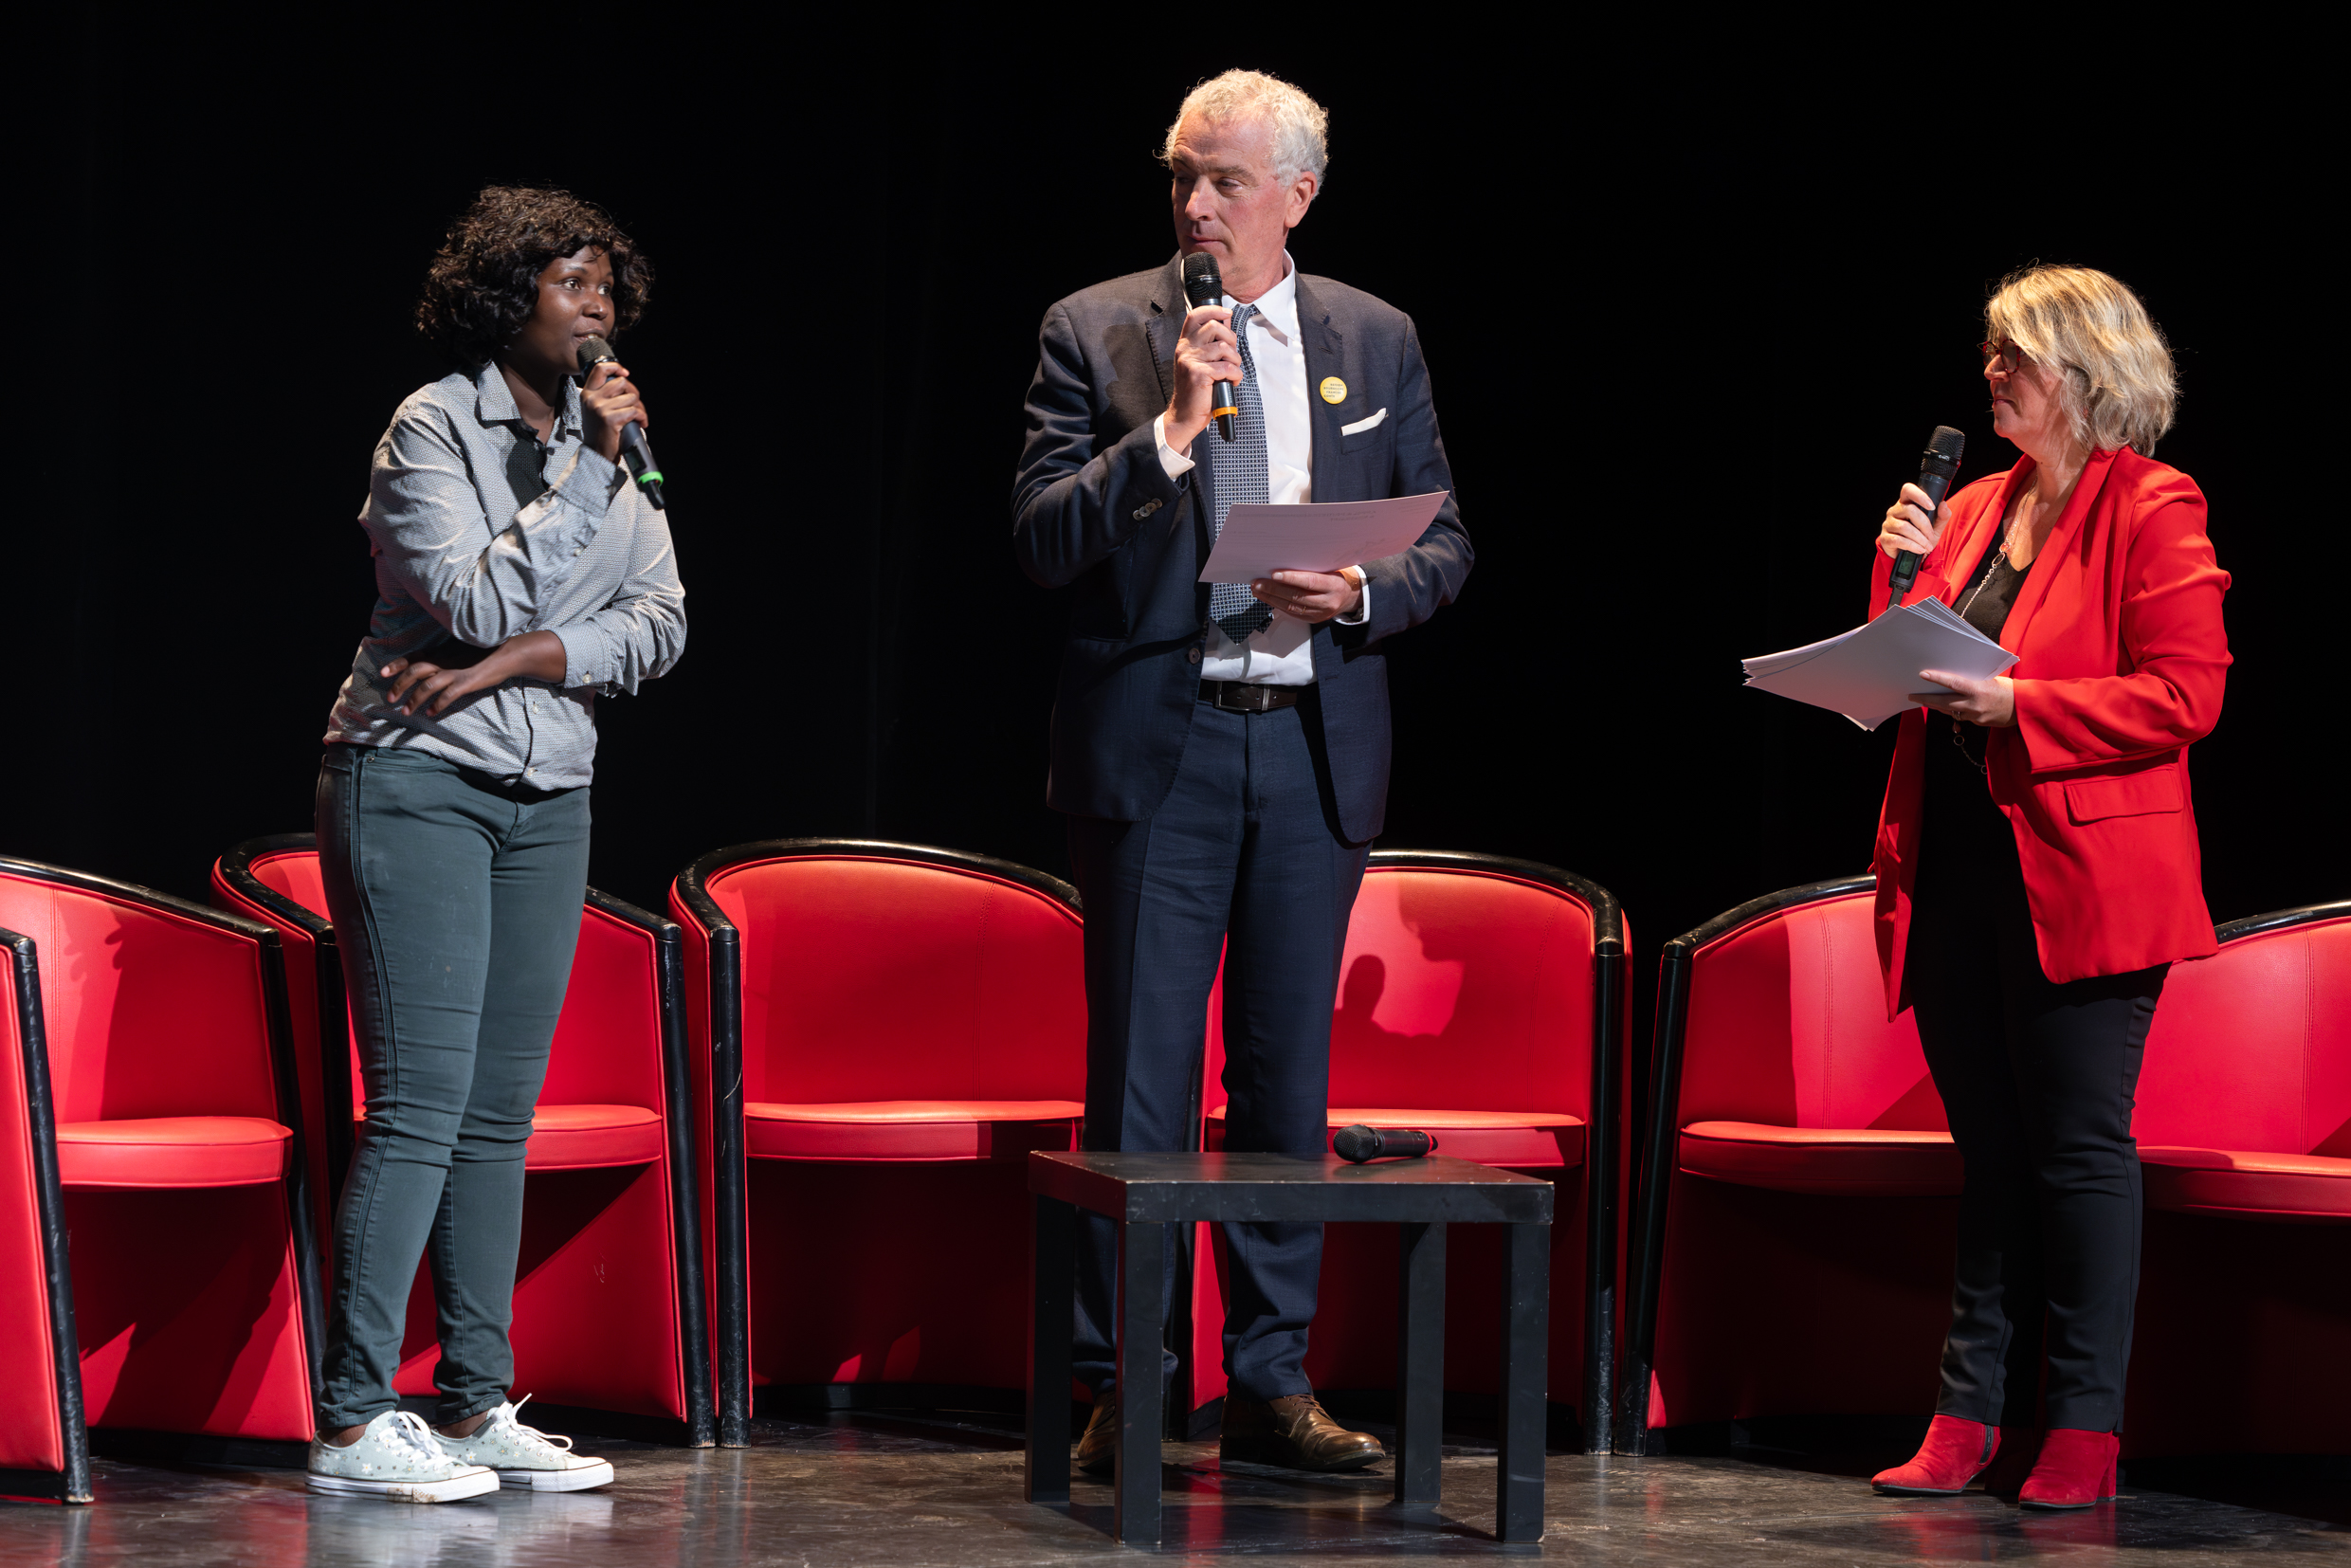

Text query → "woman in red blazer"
[1863,266,2230,1510]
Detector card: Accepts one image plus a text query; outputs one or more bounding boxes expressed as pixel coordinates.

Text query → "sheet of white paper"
[1741,602,2018,731]
[1197,492,1449,584]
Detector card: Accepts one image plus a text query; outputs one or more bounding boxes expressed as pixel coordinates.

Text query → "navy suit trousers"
[1065,693,1369,1403]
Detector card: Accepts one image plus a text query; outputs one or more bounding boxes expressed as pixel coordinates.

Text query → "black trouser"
[1907,720,2163,1434]
[1063,693,1369,1404]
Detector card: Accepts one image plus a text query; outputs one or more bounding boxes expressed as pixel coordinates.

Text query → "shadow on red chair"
[1183,850,1629,1450]
[0,857,325,1468]
[210,835,713,1445]
[2126,899,2351,1459]
[1,925,92,1502]
[1619,875,1960,1454]
[669,839,1087,1446]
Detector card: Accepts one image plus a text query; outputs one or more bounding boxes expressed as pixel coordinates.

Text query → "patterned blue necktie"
[1206,303,1273,644]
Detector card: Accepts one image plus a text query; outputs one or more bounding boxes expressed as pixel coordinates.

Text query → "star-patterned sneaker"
[432,1396,615,1491]
[307,1410,499,1502]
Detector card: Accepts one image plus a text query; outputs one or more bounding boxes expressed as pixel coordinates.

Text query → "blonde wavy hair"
[1161,69,1330,185]
[1985,264,2177,454]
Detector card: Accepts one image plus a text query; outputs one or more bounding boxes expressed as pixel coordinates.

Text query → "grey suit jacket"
[1012,255,1472,841]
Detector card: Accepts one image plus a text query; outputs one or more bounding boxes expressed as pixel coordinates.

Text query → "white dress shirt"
[1150,253,1368,685]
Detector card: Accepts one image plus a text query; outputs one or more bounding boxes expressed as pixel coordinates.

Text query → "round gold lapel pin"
[1319,376,1348,405]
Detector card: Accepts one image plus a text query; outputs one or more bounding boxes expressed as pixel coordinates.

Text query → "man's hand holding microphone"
[1163,253,1360,624]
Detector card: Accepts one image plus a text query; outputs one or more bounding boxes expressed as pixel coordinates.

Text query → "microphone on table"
[1334,1124,1440,1163]
[574,336,666,509]
[1180,251,1238,442]
[1885,426,1966,612]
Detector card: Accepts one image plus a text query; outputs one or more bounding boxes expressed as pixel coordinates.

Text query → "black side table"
[1025,1150,1555,1546]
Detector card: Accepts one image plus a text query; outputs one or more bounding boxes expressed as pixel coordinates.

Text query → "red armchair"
[1,925,91,1502]
[2125,899,2351,1457]
[1184,851,1628,1449]
[210,836,713,1444]
[1620,875,1959,1453]
[668,840,1087,1446]
[0,857,324,1457]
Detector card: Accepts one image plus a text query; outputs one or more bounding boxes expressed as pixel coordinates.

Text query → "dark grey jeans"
[313,742,591,1431]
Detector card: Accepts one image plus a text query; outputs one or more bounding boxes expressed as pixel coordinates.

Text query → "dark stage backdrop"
[17,28,2339,1054]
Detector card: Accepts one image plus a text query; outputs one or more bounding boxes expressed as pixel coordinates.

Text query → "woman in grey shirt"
[307,187,685,1501]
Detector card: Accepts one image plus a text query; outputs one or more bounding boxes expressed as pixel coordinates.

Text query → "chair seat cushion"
[2140,1146,2351,1223]
[56,1117,292,1188]
[356,1103,666,1169]
[527,1104,666,1170]
[1680,1121,1962,1195]
[744,1100,1084,1161]
[1206,1106,1587,1168]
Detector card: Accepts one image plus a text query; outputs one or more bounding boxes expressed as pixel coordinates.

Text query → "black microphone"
[1333,1124,1440,1163]
[574,336,666,510]
[1180,251,1238,442]
[1886,426,1966,611]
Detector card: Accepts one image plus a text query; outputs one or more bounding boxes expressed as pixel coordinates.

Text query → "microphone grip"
[1212,375,1238,443]
[616,422,666,510]
[1333,1124,1439,1162]
[1886,467,1958,609]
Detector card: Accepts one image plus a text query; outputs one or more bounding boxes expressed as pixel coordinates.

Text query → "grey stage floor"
[4,1411,2344,1566]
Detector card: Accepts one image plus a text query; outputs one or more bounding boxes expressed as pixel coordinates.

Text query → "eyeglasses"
[1977,338,2023,374]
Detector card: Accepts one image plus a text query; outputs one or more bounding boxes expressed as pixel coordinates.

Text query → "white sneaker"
[308,1410,500,1502]
[432,1395,614,1491]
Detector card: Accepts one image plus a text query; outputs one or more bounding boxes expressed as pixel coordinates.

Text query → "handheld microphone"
[1180,251,1238,442]
[1333,1124,1440,1163]
[574,336,666,509]
[1886,426,1966,611]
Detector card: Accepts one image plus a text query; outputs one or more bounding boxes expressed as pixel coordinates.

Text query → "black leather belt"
[1200,680,1305,713]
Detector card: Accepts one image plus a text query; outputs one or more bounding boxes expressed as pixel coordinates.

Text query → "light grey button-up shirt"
[322,361,686,789]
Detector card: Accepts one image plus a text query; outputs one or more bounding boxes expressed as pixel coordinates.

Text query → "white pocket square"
[1339,408,1388,436]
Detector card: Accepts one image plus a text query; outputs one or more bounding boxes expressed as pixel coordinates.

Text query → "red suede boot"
[1871,1415,1999,1496]
[2018,1428,2119,1510]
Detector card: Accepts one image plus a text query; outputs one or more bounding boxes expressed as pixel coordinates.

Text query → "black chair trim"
[1368,848,1624,957]
[1,856,329,1415]
[670,838,1085,1448]
[1367,848,1626,1453]
[213,834,333,939]
[215,833,356,1232]
[584,888,718,1448]
[2215,899,2351,944]
[2,928,92,1503]
[1617,873,1876,1455]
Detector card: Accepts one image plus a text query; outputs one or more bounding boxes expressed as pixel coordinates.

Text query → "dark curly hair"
[415,186,653,369]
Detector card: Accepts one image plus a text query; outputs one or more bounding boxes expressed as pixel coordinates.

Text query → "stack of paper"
[1197,493,1449,583]
[1742,600,2017,731]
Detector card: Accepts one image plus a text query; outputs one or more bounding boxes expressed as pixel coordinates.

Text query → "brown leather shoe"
[1219,1393,1385,1472]
[1076,1392,1118,1476]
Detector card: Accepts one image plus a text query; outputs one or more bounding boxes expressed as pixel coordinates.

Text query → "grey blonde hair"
[1986,264,2177,455]
[1160,69,1330,185]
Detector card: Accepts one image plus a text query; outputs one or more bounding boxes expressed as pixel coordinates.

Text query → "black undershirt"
[1931,532,2032,775]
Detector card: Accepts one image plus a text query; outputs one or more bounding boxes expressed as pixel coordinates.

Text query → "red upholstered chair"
[0,857,324,1455]
[2124,899,2351,1458]
[669,840,1087,1446]
[1620,875,1960,1453]
[1,926,91,1502]
[210,836,714,1444]
[1186,851,1629,1449]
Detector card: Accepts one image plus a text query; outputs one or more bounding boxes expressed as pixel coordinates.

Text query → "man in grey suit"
[1012,68,1472,1474]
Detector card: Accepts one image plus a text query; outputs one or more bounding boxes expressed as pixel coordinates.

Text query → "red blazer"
[1871,445,2231,1012]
